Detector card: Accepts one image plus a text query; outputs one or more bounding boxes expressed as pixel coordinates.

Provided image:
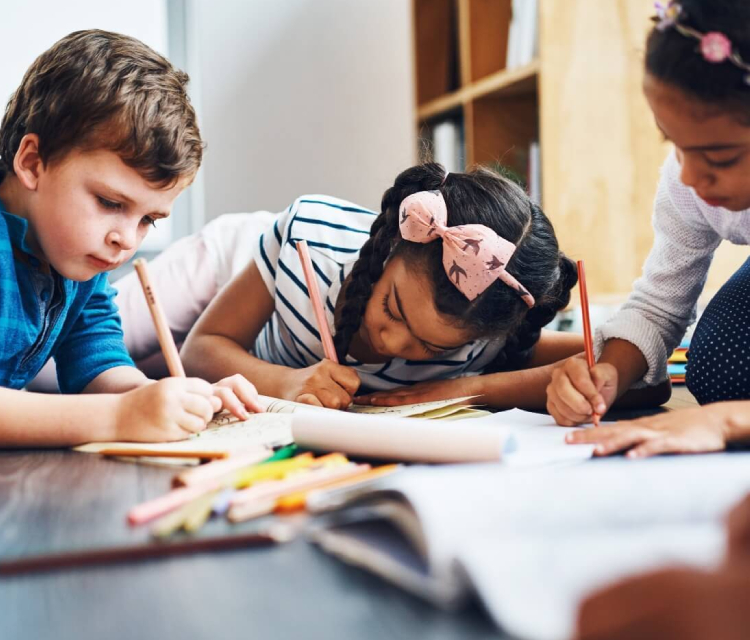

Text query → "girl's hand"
[546,355,618,426]
[286,360,361,410]
[565,404,731,458]
[354,377,482,407]
[211,373,265,418]
[114,378,218,442]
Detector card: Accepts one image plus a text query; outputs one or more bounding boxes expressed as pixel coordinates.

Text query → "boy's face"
[22,145,186,281]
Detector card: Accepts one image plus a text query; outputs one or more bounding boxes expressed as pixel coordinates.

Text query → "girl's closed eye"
[704,154,742,169]
[381,293,399,322]
[140,215,158,228]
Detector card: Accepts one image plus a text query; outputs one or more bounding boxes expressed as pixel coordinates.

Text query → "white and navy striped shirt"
[254,195,504,392]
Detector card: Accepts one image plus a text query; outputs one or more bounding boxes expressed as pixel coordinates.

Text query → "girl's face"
[349,254,475,363]
[644,73,750,211]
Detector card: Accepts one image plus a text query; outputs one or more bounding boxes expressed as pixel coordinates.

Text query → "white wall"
[193,0,416,219]
[0,2,175,249]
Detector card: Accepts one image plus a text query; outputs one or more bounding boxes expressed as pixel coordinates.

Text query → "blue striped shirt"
[254,195,503,392]
[0,204,134,393]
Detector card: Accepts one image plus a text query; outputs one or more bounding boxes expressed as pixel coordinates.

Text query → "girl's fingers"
[556,373,598,417]
[329,365,361,396]
[628,435,683,459]
[296,393,324,407]
[547,397,581,427]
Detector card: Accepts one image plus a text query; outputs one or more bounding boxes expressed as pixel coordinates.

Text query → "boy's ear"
[13,134,44,191]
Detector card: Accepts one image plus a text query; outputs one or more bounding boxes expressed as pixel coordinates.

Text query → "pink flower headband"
[654,1,750,84]
[398,190,535,307]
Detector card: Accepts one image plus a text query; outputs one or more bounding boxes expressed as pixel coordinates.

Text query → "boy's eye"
[141,216,157,228]
[97,195,122,210]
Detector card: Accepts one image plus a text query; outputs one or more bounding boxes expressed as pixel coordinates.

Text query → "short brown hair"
[0,29,203,186]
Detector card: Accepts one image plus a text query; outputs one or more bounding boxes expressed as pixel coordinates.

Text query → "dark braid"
[333,164,444,361]
[334,163,576,367]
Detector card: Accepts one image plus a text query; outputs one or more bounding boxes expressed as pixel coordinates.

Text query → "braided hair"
[333,163,576,365]
[646,0,750,120]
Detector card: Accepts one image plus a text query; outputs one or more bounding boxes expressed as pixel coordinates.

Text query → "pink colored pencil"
[172,446,272,487]
[128,480,221,526]
[296,240,338,363]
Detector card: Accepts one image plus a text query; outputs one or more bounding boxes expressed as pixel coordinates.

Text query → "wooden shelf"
[416,60,539,121]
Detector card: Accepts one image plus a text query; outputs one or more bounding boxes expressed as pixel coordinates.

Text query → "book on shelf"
[431,118,464,173]
[309,454,750,640]
[528,140,541,203]
[506,0,539,70]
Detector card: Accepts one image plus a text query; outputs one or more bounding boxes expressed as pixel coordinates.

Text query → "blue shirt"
[0,204,134,393]
[254,195,503,392]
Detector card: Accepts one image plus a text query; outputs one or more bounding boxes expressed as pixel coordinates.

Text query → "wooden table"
[0,388,698,640]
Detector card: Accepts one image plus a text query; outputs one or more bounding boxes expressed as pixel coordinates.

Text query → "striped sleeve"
[256,201,295,296]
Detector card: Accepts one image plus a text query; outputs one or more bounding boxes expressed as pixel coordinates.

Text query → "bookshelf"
[412,0,746,300]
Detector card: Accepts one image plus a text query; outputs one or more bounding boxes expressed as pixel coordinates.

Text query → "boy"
[0,29,261,446]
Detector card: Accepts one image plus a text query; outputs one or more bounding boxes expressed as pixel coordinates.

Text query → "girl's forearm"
[181,333,293,398]
[475,363,560,410]
[0,387,119,447]
[599,338,649,397]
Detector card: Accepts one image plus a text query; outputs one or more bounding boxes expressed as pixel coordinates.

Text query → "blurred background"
[1,0,747,315]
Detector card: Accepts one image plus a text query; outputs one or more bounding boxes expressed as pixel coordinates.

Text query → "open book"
[75,397,594,464]
[307,454,750,640]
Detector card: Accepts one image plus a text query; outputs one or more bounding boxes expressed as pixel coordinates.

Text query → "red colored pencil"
[577,260,600,427]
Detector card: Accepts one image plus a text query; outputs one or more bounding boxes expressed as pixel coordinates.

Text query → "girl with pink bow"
[180,161,665,412]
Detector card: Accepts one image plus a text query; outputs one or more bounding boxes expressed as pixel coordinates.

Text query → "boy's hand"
[211,373,264,418]
[114,378,218,442]
[286,360,360,410]
[354,377,481,407]
[547,355,618,426]
[565,404,730,458]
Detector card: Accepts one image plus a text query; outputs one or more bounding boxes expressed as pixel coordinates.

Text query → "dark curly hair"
[333,163,577,370]
[646,0,750,119]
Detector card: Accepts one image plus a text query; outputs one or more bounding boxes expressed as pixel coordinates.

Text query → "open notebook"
[307,454,750,640]
[74,397,595,464]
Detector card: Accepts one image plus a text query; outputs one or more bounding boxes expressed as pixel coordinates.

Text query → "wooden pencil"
[133,258,186,377]
[296,240,338,363]
[577,260,600,427]
[0,529,290,576]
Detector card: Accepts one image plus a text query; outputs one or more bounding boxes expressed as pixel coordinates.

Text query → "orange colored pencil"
[296,240,338,363]
[133,258,185,377]
[577,260,600,427]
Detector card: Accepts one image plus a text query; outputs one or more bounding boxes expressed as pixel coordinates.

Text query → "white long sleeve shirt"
[595,150,750,386]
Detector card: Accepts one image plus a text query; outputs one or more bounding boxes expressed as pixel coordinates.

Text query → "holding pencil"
[133,258,265,421]
[576,260,600,427]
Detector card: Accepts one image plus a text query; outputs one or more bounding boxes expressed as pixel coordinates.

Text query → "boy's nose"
[106,226,136,252]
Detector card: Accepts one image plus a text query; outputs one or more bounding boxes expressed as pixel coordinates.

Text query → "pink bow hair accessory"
[398,190,535,306]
